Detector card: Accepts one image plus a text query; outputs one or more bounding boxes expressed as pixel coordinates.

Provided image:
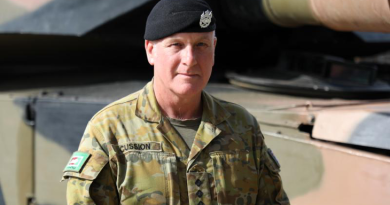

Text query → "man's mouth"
[178,73,198,77]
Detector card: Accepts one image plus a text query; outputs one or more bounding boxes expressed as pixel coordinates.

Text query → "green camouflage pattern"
[62,81,289,205]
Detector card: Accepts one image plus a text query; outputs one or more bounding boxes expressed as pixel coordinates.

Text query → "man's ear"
[145,40,155,65]
[213,37,217,48]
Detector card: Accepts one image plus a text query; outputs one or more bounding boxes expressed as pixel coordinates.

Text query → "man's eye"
[197,42,208,47]
[170,43,181,47]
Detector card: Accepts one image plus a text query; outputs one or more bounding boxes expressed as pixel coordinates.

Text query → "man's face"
[145,32,217,97]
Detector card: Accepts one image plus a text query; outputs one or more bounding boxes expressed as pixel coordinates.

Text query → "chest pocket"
[119,152,180,205]
[210,151,258,205]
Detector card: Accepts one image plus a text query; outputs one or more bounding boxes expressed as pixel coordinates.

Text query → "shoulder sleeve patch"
[63,152,91,173]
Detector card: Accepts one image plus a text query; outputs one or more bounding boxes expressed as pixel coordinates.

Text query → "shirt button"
[198,201,204,205]
[195,179,202,187]
[196,190,203,197]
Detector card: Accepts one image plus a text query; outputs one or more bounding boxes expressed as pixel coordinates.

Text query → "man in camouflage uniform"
[62,0,290,204]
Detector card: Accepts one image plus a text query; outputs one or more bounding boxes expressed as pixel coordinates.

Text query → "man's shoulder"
[207,94,260,137]
[208,93,256,123]
[90,90,141,122]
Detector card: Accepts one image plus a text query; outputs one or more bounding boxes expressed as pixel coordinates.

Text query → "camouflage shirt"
[63,81,290,205]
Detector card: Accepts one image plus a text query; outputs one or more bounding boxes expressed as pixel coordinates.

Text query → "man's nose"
[182,46,197,67]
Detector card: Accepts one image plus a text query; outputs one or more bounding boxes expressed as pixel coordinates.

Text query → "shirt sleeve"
[254,120,290,205]
[66,164,119,205]
[63,123,119,205]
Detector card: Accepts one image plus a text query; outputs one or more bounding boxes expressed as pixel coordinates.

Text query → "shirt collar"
[135,81,231,125]
[135,81,162,123]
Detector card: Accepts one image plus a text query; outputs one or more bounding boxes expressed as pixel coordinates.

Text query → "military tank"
[0,0,390,204]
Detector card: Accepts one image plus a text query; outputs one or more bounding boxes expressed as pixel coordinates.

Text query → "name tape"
[120,141,162,152]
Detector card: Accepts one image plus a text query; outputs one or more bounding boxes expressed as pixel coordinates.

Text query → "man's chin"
[173,84,203,97]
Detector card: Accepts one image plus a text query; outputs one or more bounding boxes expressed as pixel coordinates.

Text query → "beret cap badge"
[200,10,212,28]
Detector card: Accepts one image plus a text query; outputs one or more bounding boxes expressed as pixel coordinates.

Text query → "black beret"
[144,0,216,40]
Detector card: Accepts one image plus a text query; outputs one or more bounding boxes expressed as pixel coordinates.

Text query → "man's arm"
[63,123,119,205]
[254,120,290,205]
[67,164,119,205]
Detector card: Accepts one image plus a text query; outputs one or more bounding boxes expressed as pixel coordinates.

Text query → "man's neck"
[154,83,202,120]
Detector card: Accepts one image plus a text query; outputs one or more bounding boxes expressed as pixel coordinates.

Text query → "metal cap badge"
[200,10,212,28]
